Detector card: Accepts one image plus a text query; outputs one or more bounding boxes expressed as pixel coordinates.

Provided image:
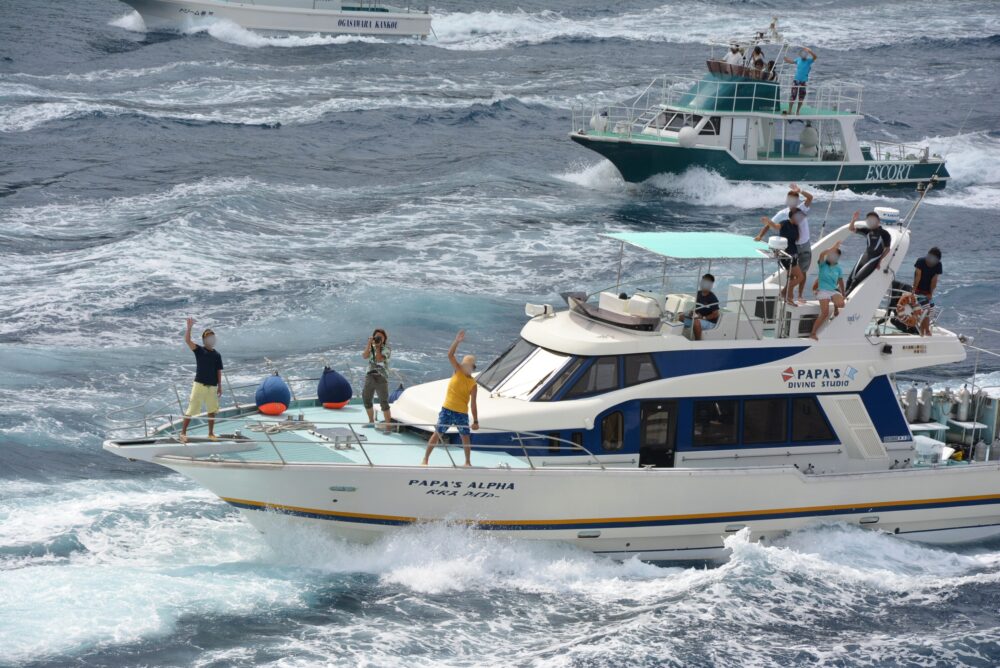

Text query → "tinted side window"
[792,397,835,442]
[601,412,624,451]
[699,116,721,135]
[565,357,619,398]
[477,339,536,391]
[624,354,659,387]
[693,400,739,446]
[743,398,788,444]
[537,357,585,401]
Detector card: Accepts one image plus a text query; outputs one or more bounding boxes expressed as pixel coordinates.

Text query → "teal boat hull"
[570,133,949,190]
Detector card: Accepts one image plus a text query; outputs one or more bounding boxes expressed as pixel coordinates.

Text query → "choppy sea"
[2,1,1000,665]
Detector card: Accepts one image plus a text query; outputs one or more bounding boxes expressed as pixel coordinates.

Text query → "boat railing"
[579,269,798,341]
[108,410,608,470]
[105,367,410,433]
[572,73,864,138]
[861,139,931,163]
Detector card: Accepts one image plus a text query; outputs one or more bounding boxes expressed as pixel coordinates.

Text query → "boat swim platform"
[153,403,531,469]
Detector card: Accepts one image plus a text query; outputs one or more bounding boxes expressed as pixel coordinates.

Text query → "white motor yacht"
[119,0,432,37]
[105,184,1000,561]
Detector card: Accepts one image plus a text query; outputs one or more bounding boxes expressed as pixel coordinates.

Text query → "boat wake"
[108,10,390,48]
[108,3,1000,53]
[556,130,1000,212]
[5,480,999,667]
[922,131,1000,210]
[427,2,998,52]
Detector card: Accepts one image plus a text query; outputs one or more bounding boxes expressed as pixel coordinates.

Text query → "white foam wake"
[109,3,1000,52]
[923,131,1000,210]
[109,10,146,32]
[426,2,999,52]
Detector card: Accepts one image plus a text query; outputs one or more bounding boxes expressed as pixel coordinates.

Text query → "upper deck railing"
[571,70,863,141]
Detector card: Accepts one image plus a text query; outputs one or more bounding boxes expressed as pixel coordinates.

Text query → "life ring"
[895,292,924,329]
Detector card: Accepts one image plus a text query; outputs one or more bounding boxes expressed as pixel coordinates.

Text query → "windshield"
[492,348,571,400]
[476,339,536,391]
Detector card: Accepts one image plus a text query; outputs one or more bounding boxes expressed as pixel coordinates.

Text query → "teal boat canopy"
[604,231,772,260]
[678,74,781,113]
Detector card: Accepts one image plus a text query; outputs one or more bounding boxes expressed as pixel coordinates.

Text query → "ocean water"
[2,0,1000,665]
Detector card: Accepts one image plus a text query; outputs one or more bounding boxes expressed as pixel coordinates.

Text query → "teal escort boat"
[570,24,948,189]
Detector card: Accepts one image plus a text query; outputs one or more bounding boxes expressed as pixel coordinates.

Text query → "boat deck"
[158,403,530,469]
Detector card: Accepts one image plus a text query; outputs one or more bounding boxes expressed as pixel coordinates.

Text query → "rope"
[248,420,314,434]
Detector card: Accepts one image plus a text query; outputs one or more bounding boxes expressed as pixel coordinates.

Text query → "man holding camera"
[361,328,392,429]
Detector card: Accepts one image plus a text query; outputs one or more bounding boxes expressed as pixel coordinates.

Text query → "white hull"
[152,454,1000,561]
[121,0,432,36]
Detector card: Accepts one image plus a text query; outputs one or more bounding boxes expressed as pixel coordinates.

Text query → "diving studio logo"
[781,365,858,388]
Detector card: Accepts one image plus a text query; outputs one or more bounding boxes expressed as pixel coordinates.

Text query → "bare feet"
[179,433,189,444]
[420,460,428,466]
[208,434,218,441]
[810,334,819,341]
[463,462,472,467]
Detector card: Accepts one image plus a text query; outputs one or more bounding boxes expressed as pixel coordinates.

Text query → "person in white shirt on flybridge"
[754,183,815,303]
[723,44,744,69]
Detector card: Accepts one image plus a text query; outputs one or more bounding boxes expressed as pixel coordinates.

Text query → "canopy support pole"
[615,241,624,293]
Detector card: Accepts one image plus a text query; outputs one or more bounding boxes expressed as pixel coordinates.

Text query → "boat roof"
[604,231,772,260]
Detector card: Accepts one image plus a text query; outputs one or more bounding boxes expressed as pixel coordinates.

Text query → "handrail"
[572,72,871,142]
[107,409,608,470]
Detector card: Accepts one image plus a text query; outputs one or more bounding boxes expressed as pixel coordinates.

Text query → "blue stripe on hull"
[226,494,1000,532]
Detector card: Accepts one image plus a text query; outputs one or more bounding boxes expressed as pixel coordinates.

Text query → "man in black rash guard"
[846,210,892,293]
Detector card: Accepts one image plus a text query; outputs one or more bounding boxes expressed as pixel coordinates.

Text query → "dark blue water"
[2,0,1000,665]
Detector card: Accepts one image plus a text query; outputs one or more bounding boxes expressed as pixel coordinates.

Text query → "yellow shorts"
[186,382,220,416]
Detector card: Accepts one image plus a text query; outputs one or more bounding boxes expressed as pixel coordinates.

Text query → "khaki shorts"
[186,382,220,416]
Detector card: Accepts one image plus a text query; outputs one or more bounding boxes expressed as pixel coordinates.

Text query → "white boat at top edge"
[104,183,1000,562]
[120,0,432,37]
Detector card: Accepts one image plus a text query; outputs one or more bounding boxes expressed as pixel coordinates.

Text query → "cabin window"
[791,397,836,442]
[537,357,586,401]
[571,432,584,449]
[548,435,561,454]
[743,398,788,444]
[601,412,624,451]
[693,399,739,446]
[565,357,620,398]
[624,354,659,387]
[699,116,721,136]
[665,113,699,132]
[477,339,536,391]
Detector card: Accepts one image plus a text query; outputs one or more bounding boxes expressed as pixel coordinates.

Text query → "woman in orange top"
[421,330,480,467]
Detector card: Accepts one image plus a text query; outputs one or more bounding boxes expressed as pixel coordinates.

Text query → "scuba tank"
[904,385,920,423]
[956,385,972,422]
[918,383,933,423]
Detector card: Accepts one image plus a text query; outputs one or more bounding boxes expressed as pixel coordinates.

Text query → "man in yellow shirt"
[421,330,479,467]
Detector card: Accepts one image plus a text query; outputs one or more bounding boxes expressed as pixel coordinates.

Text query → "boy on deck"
[179,317,224,443]
[421,330,480,467]
[783,46,817,115]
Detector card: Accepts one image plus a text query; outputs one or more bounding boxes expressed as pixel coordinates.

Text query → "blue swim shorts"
[436,407,471,436]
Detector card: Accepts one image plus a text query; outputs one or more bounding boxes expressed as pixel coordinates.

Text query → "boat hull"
[570,132,949,190]
[157,456,1000,561]
[120,0,432,36]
